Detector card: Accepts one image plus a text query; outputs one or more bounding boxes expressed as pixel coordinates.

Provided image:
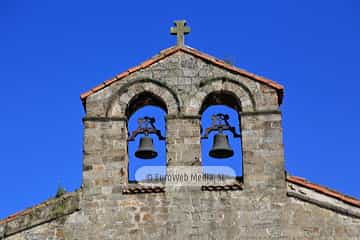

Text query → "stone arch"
[125,91,167,118]
[199,91,242,115]
[106,79,181,118]
[187,77,256,115]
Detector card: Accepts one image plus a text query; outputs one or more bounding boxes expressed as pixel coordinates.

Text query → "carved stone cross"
[170,20,191,46]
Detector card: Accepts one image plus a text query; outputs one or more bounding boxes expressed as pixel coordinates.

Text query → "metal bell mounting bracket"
[201,113,241,139]
[128,116,165,142]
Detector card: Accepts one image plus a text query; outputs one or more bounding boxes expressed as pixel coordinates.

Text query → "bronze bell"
[135,136,158,159]
[209,133,234,158]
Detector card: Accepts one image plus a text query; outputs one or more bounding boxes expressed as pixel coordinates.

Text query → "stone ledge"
[167,114,201,120]
[240,109,281,116]
[122,185,165,194]
[121,183,244,194]
[82,116,127,122]
[0,191,80,238]
[82,114,202,121]
[201,183,243,191]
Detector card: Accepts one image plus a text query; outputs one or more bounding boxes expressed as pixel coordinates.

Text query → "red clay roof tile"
[287,176,360,208]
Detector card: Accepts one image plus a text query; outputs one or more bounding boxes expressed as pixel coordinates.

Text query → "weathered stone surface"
[0,192,79,239]
[287,196,360,239]
[2,46,360,240]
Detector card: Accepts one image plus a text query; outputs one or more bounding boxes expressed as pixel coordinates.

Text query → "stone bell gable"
[1,21,360,240]
[80,45,286,193]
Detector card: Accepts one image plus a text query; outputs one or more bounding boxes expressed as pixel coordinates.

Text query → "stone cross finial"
[170,20,190,46]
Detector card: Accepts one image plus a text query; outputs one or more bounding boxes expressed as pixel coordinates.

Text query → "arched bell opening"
[199,91,242,115]
[126,92,167,183]
[200,91,243,180]
[126,91,168,118]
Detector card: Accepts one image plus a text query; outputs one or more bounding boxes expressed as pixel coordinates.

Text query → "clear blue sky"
[1,0,359,219]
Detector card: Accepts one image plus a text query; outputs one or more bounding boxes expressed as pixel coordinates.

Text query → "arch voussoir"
[186,78,256,115]
[106,80,181,118]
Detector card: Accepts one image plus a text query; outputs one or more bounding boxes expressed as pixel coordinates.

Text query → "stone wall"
[286,182,360,239]
[287,198,360,240]
[2,47,360,239]
[3,185,360,239]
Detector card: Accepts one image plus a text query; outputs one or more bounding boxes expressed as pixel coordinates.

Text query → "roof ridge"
[79,45,284,105]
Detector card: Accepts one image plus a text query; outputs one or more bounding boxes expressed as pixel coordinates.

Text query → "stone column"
[166,117,201,167]
[241,111,286,191]
[82,118,128,199]
[164,116,203,238]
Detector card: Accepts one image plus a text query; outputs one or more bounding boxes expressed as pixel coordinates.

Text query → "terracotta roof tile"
[80,91,92,100]
[91,83,106,93]
[287,176,360,208]
[114,71,130,80]
[80,45,284,105]
[127,65,143,74]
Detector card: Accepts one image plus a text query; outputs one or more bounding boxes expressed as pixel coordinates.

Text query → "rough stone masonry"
[1,21,360,240]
